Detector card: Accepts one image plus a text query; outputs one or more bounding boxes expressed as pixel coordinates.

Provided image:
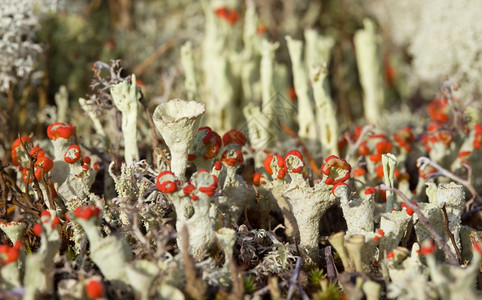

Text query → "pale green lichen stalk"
[260,39,280,148]
[181,41,199,100]
[152,99,205,180]
[282,155,337,262]
[382,153,397,212]
[110,74,141,164]
[423,240,482,299]
[286,36,318,149]
[310,65,339,156]
[24,212,61,300]
[354,18,385,125]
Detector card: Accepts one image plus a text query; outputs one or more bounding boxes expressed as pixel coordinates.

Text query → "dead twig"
[441,204,462,264]
[254,278,288,297]
[324,246,338,281]
[0,167,8,218]
[286,256,302,300]
[133,38,176,76]
[19,136,45,209]
[286,257,309,300]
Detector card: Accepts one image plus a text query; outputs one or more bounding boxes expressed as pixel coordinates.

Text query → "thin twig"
[19,137,44,207]
[133,38,176,76]
[131,208,151,254]
[11,197,39,217]
[378,184,459,266]
[3,173,27,198]
[287,256,302,300]
[297,283,310,300]
[325,246,338,281]
[0,167,8,218]
[441,204,462,264]
[280,124,322,178]
[417,156,481,205]
[401,220,413,248]
[253,279,289,296]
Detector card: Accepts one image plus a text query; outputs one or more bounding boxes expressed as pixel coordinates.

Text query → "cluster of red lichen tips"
[73,206,101,220]
[0,241,23,265]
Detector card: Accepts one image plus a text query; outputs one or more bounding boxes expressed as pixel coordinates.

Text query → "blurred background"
[1,0,481,161]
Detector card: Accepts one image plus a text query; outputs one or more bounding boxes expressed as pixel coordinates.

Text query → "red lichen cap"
[473,242,482,254]
[364,187,377,195]
[285,150,305,173]
[215,7,239,24]
[213,160,222,171]
[358,142,370,156]
[11,136,33,168]
[401,201,417,216]
[200,127,222,159]
[86,279,104,299]
[74,206,101,220]
[264,155,287,179]
[320,155,351,185]
[29,145,45,159]
[221,148,244,167]
[47,122,74,140]
[32,223,42,236]
[0,243,20,264]
[288,86,297,101]
[352,168,366,177]
[474,124,482,150]
[156,171,179,194]
[427,97,450,125]
[34,156,54,180]
[376,164,384,179]
[51,217,61,229]
[194,170,219,196]
[393,127,414,152]
[182,182,195,195]
[257,24,267,35]
[458,150,471,159]
[11,136,33,151]
[64,144,82,164]
[420,240,436,255]
[375,140,393,155]
[189,127,222,161]
[22,168,32,183]
[253,172,266,185]
[222,129,247,146]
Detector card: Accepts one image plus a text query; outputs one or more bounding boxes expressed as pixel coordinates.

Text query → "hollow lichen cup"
[152,99,205,180]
